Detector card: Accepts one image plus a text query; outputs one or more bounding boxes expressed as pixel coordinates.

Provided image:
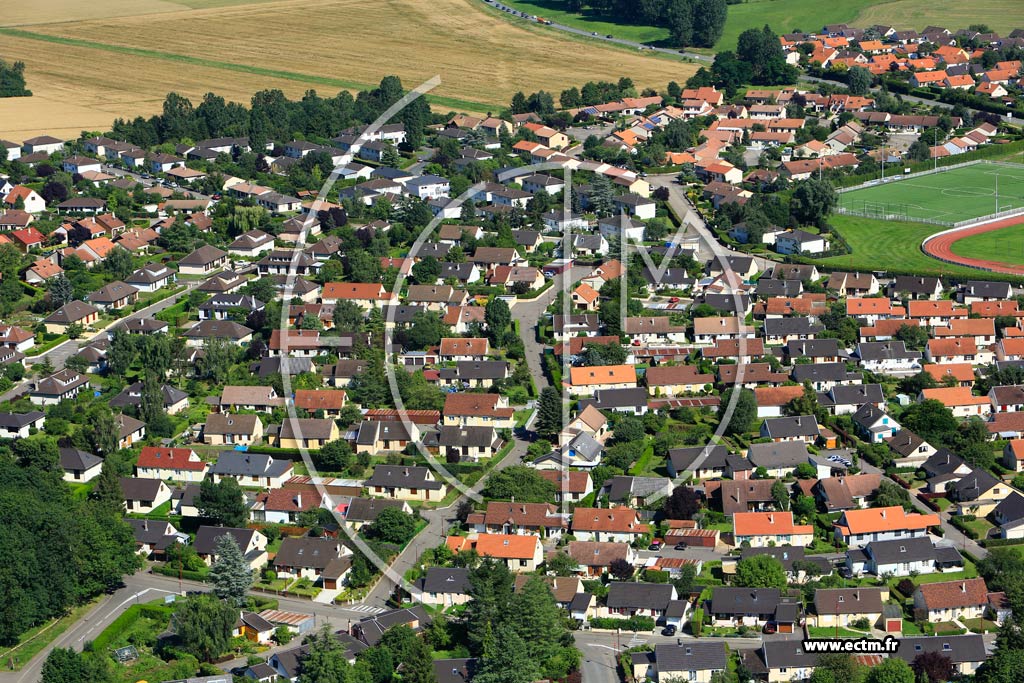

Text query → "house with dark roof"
[637,641,728,683]
[415,567,472,607]
[209,451,292,489]
[59,446,103,483]
[846,537,963,577]
[706,587,793,628]
[992,491,1024,539]
[891,634,988,676]
[759,415,820,444]
[273,537,351,586]
[722,547,831,584]
[667,445,729,480]
[365,465,447,502]
[601,582,678,620]
[746,441,814,478]
[194,526,268,569]
[811,587,884,628]
[945,466,1009,516]
[351,606,432,647]
[120,477,172,513]
[0,410,44,440]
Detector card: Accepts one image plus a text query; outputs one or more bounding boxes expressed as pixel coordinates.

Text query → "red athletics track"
[922,213,1024,275]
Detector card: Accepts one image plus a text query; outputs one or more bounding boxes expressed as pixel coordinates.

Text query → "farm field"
[949,222,1024,266]
[837,162,1024,225]
[489,0,1020,51]
[0,0,693,139]
[809,214,994,278]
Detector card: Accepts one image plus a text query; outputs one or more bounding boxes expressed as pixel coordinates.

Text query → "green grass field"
[493,0,1024,52]
[950,223,1024,266]
[839,162,1024,225]
[809,215,987,278]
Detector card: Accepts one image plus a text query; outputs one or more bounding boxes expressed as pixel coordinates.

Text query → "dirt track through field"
[922,214,1024,275]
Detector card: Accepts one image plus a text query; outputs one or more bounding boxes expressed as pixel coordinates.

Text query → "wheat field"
[0,0,694,140]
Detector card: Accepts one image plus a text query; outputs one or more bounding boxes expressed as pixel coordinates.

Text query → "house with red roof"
[733,511,814,548]
[3,186,45,213]
[913,578,989,622]
[9,227,44,252]
[135,446,208,483]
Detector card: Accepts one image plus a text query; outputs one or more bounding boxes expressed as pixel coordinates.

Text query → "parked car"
[673,542,688,550]
[763,623,777,634]
[662,624,677,636]
[648,540,663,551]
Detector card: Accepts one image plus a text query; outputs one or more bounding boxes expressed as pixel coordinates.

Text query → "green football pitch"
[837,162,1024,225]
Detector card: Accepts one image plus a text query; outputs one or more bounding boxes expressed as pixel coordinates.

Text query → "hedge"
[152,565,210,582]
[91,603,174,653]
[589,616,656,632]
[691,608,703,637]
[980,537,1024,548]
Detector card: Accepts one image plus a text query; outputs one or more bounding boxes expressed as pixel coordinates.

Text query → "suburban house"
[134,446,208,482]
[707,587,792,628]
[571,507,650,543]
[812,587,885,628]
[120,477,172,514]
[846,537,963,576]
[415,567,472,608]
[913,578,990,623]
[194,526,268,569]
[446,533,544,572]
[203,413,264,446]
[365,465,447,502]
[891,635,988,677]
[566,540,635,577]
[273,537,351,586]
[833,506,939,547]
[59,446,103,483]
[732,511,814,548]
[275,418,340,450]
[209,452,293,489]
[602,582,679,620]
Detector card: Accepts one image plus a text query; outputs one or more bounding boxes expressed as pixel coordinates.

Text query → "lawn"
[950,222,1024,267]
[810,214,992,278]
[963,617,1000,633]
[933,497,952,511]
[959,517,995,539]
[806,626,867,638]
[838,163,1024,225]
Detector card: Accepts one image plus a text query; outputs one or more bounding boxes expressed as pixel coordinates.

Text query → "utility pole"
[934,128,938,171]
[996,171,1000,213]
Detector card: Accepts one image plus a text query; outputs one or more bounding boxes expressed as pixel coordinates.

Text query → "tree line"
[564,0,727,48]
[105,75,432,151]
[0,59,30,98]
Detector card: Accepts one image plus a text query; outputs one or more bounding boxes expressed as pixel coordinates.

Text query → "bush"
[690,608,703,637]
[588,616,656,632]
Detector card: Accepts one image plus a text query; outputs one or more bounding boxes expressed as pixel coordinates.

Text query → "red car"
[668,297,680,303]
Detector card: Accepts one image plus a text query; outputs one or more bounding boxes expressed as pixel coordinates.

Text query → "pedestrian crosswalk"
[345,603,386,614]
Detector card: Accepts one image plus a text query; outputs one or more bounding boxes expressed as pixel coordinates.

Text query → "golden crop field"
[853,0,1023,36]
[0,0,694,140]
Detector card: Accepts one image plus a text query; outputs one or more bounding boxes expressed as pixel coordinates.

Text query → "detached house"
[366,465,447,502]
[446,533,543,572]
[914,578,990,623]
[209,452,292,489]
[812,587,885,628]
[135,446,208,482]
[834,505,939,547]
[603,583,679,620]
[571,507,649,543]
[759,415,820,444]
[733,511,814,548]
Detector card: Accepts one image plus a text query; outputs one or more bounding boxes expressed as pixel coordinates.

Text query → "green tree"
[866,658,914,683]
[298,626,352,683]
[871,479,912,510]
[465,559,515,654]
[48,274,74,309]
[42,648,112,683]
[734,554,787,588]
[691,0,727,47]
[485,297,511,343]
[209,534,253,606]
[482,465,556,503]
[172,593,236,661]
[535,386,564,439]
[721,388,756,435]
[771,479,790,511]
[403,311,448,350]
[847,67,873,95]
[545,552,578,577]
[366,507,418,544]
[473,624,541,683]
[790,178,837,229]
[333,300,365,330]
[196,477,248,527]
[663,485,701,519]
[410,256,441,285]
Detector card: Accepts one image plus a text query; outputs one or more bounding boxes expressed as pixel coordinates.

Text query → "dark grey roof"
[252,356,313,377]
[208,452,291,478]
[702,293,751,315]
[962,280,1012,299]
[343,497,408,523]
[763,317,823,337]
[193,526,258,556]
[709,587,782,615]
[433,658,478,683]
[353,606,432,646]
[668,445,729,473]
[417,567,472,595]
[791,362,857,383]
[754,279,802,298]
[993,491,1024,524]
[737,547,830,575]
[747,441,810,468]
[654,641,728,673]
[581,387,648,411]
[892,635,987,666]
[813,587,884,615]
[0,410,45,429]
[356,420,415,446]
[922,449,967,478]
[59,447,102,471]
[603,475,671,503]
[785,339,839,359]
[452,360,509,381]
[606,582,675,611]
[119,477,165,502]
[891,275,942,295]
[127,518,179,549]
[183,320,252,340]
[273,537,342,571]
[761,415,819,439]
[761,640,823,669]
[109,382,188,411]
[851,403,890,429]
[856,341,921,362]
[948,467,1001,502]
[365,465,443,490]
[864,537,947,564]
[821,384,884,407]
[438,425,497,449]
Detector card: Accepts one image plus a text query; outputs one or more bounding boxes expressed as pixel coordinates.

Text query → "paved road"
[0,280,200,404]
[510,265,590,392]
[0,569,383,683]
[647,174,777,274]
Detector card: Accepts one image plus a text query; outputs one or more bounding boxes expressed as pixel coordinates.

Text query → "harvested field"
[0,0,693,139]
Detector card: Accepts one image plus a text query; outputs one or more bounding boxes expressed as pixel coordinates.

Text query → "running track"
[922,213,1024,275]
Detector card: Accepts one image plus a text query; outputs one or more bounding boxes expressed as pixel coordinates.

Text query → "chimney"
[961,582,967,592]
[768,513,774,524]
[880,509,886,518]
[295,493,302,508]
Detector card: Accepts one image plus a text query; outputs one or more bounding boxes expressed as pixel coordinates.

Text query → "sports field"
[838,162,1024,226]
[948,222,1024,266]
